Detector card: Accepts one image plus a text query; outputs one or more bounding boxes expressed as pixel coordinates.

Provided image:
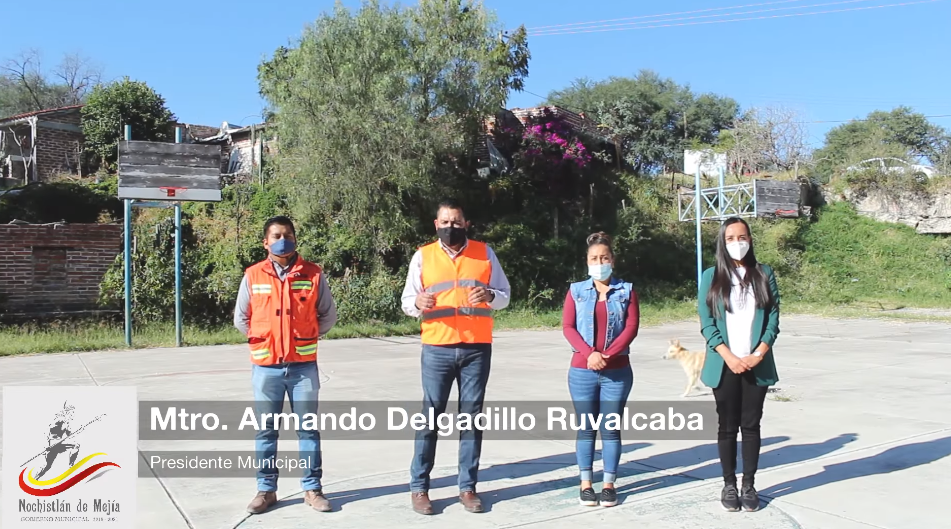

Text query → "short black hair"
[436,198,465,218]
[263,216,295,239]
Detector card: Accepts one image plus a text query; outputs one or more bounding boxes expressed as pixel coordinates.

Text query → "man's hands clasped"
[415,288,495,311]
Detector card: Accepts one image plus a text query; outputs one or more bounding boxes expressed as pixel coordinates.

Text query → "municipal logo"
[3,387,137,529]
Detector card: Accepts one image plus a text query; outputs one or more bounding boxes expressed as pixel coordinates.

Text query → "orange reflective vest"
[419,240,494,345]
[244,256,322,366]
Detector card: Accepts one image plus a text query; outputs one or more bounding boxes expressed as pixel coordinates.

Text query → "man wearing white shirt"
[400,199,511,515]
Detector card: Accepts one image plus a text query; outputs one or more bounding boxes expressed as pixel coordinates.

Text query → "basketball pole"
[123,124,133,347]
[174,127,183,347]
[694,166,702,296]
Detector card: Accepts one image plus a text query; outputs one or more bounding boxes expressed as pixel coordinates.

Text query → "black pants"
[712,363,768,487]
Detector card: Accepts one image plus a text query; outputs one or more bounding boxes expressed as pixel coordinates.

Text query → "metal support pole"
[694,167,703,295]
[718,165,726,220]
[174,204,182,347]
[174,126,183,347]
[123,124,133,347]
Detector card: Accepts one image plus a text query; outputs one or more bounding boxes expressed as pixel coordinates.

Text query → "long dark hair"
[705,217,773,318]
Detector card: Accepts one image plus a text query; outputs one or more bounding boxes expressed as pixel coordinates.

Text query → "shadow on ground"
[759,436,951,504]
[236,432,951,521]
[259,432,868,515]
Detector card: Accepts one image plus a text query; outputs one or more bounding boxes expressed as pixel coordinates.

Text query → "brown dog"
[664,339,706,397]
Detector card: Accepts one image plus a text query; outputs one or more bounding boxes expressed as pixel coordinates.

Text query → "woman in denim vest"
[697,217,780,513]
[562,232,640,507]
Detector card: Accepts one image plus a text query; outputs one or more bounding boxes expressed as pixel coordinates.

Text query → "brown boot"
[247,491,277,514]
[459,491,483,513]
[411,491,433,515]
[303,490,332,512]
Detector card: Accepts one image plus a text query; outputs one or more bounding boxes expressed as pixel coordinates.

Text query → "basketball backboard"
[117,140,222,202]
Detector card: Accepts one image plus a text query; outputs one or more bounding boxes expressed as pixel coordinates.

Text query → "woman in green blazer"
[697,217,780,513]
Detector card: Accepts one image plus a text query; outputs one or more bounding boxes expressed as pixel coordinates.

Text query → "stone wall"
[827,187,951,234]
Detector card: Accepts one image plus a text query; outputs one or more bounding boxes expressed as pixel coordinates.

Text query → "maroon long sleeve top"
[562,289,640,370]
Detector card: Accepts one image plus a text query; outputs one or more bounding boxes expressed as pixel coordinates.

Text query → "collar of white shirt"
[439,238,468,258]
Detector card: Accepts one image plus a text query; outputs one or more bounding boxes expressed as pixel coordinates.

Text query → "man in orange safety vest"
[234,215,337,515]
[400,199,511,515]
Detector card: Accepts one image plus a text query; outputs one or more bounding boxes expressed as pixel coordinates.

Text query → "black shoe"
[740,484,760,512]
[579,487,598,506]
[721,483,740,512]
[600,487,618,507]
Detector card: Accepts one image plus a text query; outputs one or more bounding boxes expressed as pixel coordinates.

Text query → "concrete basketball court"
[1,314,949,529]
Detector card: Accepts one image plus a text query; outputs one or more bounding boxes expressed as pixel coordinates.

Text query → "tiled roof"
[0,105,84,124]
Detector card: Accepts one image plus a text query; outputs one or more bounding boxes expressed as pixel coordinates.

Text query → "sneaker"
[579,487,598,506]
[740,484,760,512]
[600,487,618,507]
[720,483,740,512]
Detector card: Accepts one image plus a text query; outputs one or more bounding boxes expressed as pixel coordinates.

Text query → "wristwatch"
[752,351,763,357]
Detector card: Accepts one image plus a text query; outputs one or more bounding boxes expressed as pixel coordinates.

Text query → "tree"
[257,0,529,276]
[81,78,176,168]
[812,106,951,179]
[550,70,738,175]
[725,106,810,175]
[547,76,638,115]
[0,49,102,117]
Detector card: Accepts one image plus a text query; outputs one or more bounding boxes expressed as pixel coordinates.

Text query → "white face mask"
[726,241,750,261]
[588,263,613,281]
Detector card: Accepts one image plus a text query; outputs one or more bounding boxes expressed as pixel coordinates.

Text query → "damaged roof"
[193,121,269,144]
[0,105,84,124]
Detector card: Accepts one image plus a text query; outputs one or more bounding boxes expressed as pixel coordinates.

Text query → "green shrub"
[328,271,405,325]
[0,181,121,223]
[791,202,951,306]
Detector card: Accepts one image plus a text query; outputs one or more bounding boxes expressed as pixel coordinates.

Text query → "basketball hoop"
[159,187,186,198]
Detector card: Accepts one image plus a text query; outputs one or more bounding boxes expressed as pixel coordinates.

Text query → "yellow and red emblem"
[19,452,120,496]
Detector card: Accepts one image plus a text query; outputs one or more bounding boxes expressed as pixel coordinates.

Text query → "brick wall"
[35,128,83,179]
[35,111,84,180]
[0,224,123,315]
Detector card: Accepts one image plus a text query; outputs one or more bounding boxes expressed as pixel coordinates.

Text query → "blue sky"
[3,0,949,147]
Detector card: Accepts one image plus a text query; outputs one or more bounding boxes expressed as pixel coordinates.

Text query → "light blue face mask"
[588,263,612,281]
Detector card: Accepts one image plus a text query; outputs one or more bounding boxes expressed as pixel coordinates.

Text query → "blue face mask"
[269,238,296,257]
[588,263,612,281]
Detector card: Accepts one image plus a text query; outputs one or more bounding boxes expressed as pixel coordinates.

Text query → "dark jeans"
[712,363,768,487]
[409,343,492,493]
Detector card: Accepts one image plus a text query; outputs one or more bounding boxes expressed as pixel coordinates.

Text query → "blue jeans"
[251,361,322,492]
[410,343,492,493]
[567,365,634,484]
